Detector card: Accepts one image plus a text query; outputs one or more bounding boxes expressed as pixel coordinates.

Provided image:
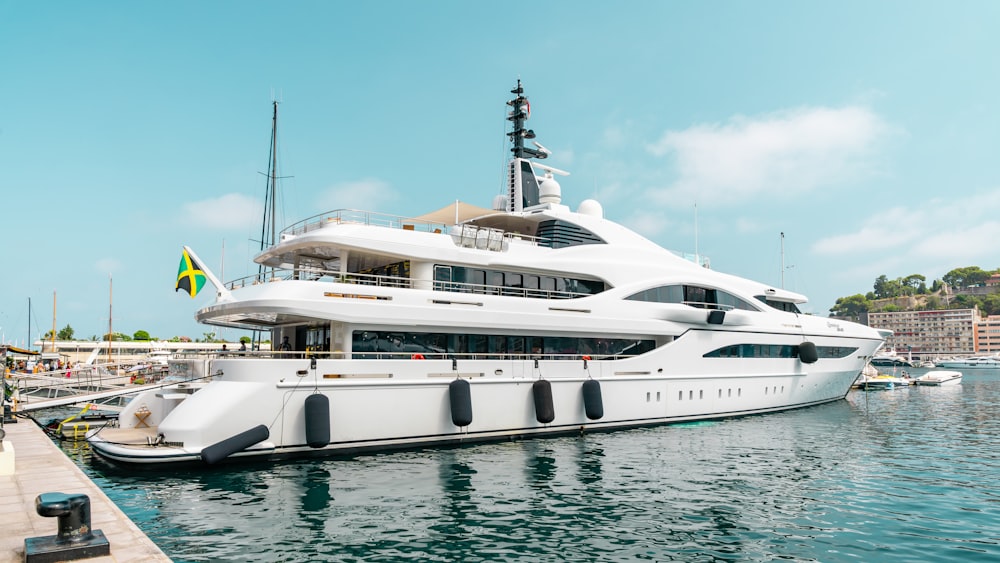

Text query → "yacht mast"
[506,80,547,212]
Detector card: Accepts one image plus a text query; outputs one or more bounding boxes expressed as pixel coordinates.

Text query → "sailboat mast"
[50,291,56,353]
[257,100,279,284]
[270,101,278,249]
[253,101,280,348]
[107,274,113,364]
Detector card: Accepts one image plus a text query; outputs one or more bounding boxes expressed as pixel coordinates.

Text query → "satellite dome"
[577,199,603,218]
[538,175,561,204]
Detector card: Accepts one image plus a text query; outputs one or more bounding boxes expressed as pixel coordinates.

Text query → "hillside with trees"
[830,266,1000,321]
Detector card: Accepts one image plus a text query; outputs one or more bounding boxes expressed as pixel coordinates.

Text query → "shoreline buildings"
[866,307,982,359]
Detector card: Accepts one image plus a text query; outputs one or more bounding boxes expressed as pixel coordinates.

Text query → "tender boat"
[88,82,888,465]
[913,370,963,386]
[936,356,1000,369]
[852,373,911,390]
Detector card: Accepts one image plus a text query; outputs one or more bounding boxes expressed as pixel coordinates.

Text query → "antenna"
[694,203,699,265]
[780,232,785,289]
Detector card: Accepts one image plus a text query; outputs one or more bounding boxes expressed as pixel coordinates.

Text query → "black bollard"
[25,492,110,562]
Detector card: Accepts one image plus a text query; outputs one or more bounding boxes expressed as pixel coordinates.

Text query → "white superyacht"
[89,82,887,464]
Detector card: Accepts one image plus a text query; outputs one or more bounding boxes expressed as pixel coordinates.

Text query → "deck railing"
[225,266,590,300]
[281,209,449,236]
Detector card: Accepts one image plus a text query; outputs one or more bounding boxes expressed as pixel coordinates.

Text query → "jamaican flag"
[176,248,207,298]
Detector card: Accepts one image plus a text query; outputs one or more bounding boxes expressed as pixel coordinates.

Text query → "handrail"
[212,351,630,361]
[224,265,591,300]
[281,209,450,237]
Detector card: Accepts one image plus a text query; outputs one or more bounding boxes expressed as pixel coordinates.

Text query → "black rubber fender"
[201,425,270,465]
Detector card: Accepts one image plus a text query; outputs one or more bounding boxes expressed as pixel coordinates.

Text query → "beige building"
[867,308,980,359]
[974,315,1000,354]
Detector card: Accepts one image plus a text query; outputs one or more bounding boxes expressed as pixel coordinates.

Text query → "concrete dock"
[0,418,171,563]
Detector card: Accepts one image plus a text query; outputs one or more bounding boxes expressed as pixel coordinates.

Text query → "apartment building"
[975,315,1000,354]
[867,307,980,358]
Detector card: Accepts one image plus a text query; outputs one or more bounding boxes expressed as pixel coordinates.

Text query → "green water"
[56,369,1000,562]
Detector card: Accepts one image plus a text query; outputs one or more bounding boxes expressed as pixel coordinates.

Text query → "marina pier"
[0,419,170,563]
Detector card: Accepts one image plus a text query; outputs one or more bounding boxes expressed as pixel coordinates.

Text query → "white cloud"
[735,218,762,234]
[645,106,891,206]
[812,206,921,255]
[624,210,676,239]
[315,178,397,211]
[95,258,122,273]
[813,189,1000,279]
[183,193,262,230]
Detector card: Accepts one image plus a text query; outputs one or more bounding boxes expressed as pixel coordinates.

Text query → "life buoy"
[582,355,591,361]
[411,353,425,360]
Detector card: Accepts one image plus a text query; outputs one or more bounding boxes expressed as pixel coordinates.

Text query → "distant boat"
[936,356,1000,369]
[870,353,913,368]
[913,370,963,386]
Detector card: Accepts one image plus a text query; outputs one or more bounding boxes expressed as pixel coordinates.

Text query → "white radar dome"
[538,175,562,204]
[577,199,603,218]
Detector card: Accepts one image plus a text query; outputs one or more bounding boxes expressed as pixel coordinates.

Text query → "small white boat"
[913,370,963,386]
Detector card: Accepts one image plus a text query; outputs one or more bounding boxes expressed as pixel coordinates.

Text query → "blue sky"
[3,1,999,345]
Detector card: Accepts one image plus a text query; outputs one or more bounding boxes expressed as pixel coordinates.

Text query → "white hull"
[913,370,963,386]
[89,337,876,464]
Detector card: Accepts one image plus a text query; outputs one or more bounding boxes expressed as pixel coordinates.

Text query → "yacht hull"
[89,340,877,464]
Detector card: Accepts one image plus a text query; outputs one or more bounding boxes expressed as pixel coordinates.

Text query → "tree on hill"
[830,294,870,320]
[922,295,942,310]
[901,274,926,295]
[942,266,990,288]
[873,275,903,299]
[982,293,1000,316]
[873,273,930,299]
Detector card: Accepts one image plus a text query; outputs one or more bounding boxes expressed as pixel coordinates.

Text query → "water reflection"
[57,371,1000,562]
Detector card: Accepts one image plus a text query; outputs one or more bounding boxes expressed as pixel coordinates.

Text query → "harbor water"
[53,368,999,562]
